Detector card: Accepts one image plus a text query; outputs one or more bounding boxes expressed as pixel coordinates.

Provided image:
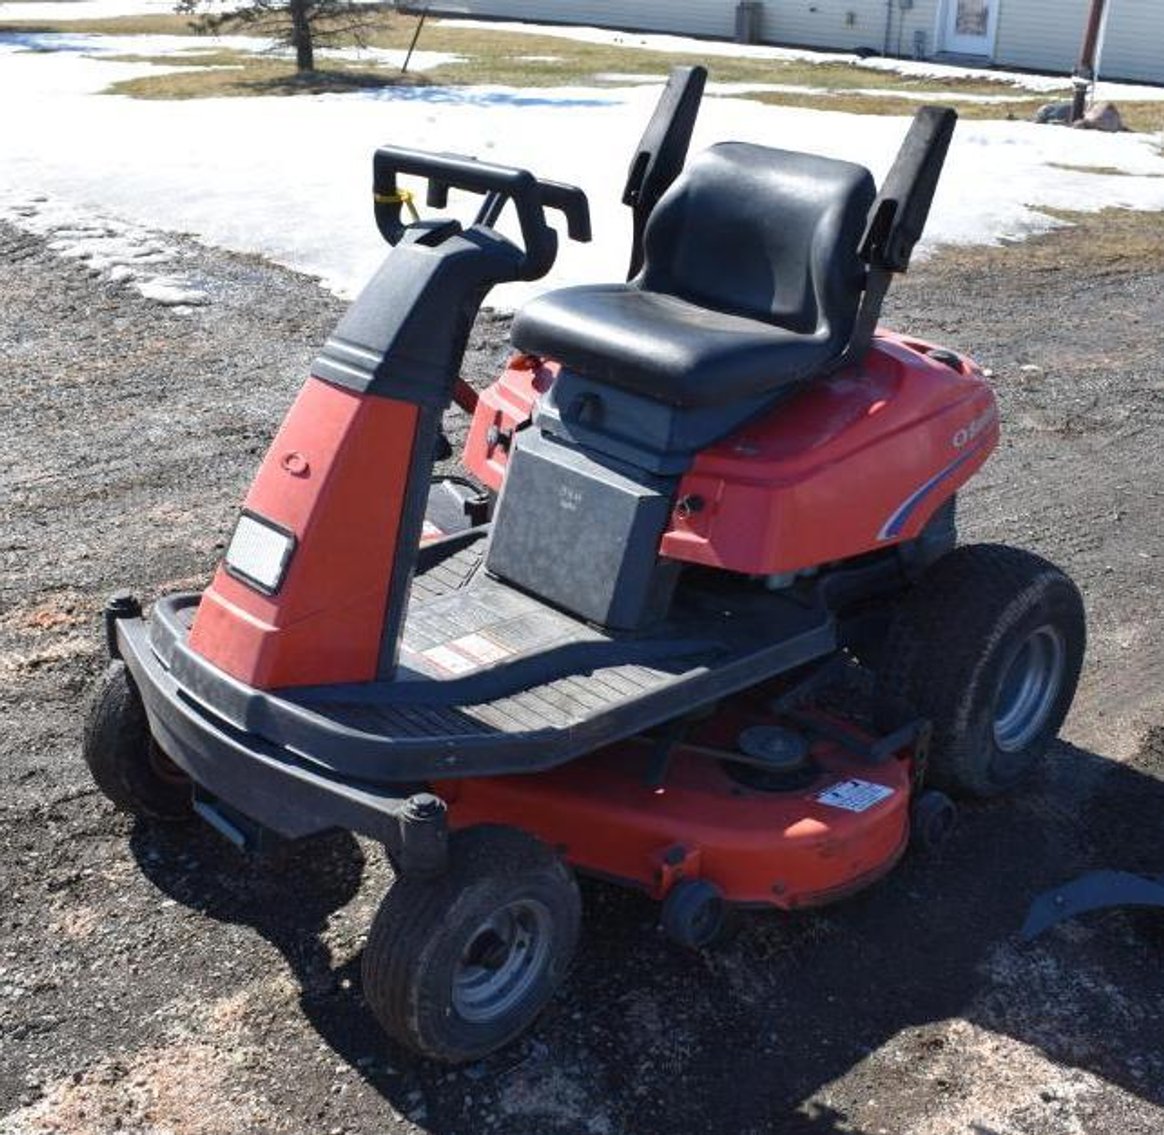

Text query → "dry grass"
[1048,160,1164,177]
[1113,102,1164,134]
[1037,207,1164,268]
[102,48,430,98]
[938,207,1164,273]
[0,12,195,35]
[103,49,245,66]
[0,8,1083,109]
[726,88,1050,120]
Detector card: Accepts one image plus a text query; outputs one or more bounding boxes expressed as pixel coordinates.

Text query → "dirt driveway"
[2,210,1164,1135]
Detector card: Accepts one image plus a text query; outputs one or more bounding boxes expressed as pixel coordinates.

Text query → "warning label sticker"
[450,632,512,666]
[422,644,477,676]
[816,779,895,813]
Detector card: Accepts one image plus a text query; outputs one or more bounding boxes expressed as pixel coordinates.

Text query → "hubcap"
[993,625,1066,752]
[452,899,552,1024]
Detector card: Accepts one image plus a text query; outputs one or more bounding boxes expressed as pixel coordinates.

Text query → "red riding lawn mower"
[84,68,1086,1062]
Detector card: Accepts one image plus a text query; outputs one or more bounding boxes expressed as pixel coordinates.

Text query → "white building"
[417,1,1162,86]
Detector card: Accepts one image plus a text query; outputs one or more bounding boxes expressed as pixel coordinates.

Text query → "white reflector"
[224,513,295,594]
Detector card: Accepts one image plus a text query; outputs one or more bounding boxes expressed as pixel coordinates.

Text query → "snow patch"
[136,275,210,306]
[3,28,459,73]
[0,0,238,20]
[309,45,460,71]
[2,31,1164,312]
[1,196,210,308]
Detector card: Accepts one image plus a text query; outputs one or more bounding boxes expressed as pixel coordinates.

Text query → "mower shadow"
[128,823,369,1006]
[129,733,1164,1134]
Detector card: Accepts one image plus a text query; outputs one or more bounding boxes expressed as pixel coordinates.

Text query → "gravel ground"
[2,211,1164,1135]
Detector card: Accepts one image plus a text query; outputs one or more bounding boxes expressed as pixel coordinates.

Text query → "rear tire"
[82,661,192,820]
[361,826,581,1063]
[875,544,1085,798]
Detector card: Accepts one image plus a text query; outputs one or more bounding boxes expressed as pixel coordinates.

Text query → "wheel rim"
[993,625,1066,752]
[452,899,553,1024]
[689,900,722,944]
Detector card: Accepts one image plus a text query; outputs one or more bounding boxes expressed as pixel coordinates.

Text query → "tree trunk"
[289,0,314,73]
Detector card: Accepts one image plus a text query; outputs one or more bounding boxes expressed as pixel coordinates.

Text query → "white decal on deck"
[816,779,895,813]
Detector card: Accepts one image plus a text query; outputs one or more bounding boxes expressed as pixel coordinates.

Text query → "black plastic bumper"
[108,597,448,877]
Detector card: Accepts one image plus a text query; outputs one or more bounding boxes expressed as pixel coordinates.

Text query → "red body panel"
[663,334,997,573]
[188,377,419,688]
[464,334,998,575]
[439,710,911,909]
[463,353,557,489]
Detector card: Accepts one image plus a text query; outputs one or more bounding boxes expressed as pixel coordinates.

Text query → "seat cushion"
[511,143,876,409]
[639,143,873,332]
[511,283,838,409]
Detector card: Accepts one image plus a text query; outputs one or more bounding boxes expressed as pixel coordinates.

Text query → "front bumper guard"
[106,594,448,877]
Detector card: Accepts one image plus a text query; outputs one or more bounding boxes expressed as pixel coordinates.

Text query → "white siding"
[761,1,943,59]
[1094,0,1164,85]
[420,0,735,39]
[420,0,1164,84]
[422,0,943,57]
[991,0,1162,83]
[992,0,1088,72]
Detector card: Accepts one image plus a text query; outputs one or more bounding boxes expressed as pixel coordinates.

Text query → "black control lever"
[425,160,591,243]
[373,146,590,281]
[534,179,592,243]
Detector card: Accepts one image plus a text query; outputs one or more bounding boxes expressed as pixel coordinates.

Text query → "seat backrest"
[638,142,876,339]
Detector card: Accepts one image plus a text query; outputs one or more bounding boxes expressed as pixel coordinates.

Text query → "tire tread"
[82,661,191,819]
[876,544,1085,797]
[362,825,579,1062]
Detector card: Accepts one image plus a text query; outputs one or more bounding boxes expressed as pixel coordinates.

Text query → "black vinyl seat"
[511,143,876,409]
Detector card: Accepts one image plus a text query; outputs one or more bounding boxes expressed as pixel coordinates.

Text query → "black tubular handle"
[422,170,590,242]
[535,178,592,243]
[372,146,589,281]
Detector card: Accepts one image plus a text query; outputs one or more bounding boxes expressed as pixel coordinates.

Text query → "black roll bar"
[622,65,707,279]
[860,105,957,273]
[843,106,958,366]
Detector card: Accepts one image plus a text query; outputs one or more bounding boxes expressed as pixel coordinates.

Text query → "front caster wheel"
[660,879,730,950]
[361,825,581,1063]
[876,543,1085,798]
[82,661,192,820]
[909,789,957,853]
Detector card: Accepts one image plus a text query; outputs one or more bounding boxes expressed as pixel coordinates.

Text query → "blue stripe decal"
[878,442,989,541]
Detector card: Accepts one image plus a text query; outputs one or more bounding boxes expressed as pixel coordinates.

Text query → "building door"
[942,0,1000,55]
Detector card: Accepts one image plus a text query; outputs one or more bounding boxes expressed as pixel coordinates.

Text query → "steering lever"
[372,146,590,281]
